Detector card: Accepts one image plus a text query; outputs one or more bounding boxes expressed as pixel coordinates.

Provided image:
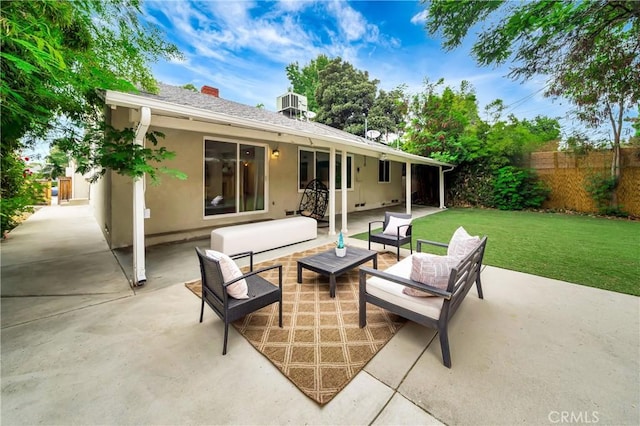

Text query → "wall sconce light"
[272,148,280,158]
[380,153,387,161]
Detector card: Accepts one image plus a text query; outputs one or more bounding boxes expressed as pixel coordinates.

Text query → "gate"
[58,177,72,202]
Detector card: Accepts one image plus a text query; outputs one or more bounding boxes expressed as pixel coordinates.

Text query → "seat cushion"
[404,253,458,297]
[205,250,249,299]
[366,256,444,320]
[448,226,481,259]
[383,215,412,237]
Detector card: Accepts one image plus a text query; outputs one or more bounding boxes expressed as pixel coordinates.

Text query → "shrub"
[0,153,44,234]
[449,163,495,207]
[492,166,549,210]
[584,173,627,216]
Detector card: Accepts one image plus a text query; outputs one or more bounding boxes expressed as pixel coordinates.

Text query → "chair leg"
[359,299,367,328]
[359,272,367,328]
[368,239,371,250]
[222,321,229,355]
[438,326,452,368]
[278,300,283,328]
[476,275,484,299]
[199,299,205,323]
[396,245,400,261]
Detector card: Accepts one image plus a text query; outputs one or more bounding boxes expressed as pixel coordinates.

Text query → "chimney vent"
[201,85,219,97]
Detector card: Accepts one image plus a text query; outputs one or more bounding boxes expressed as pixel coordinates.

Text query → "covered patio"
[1,204,638,425]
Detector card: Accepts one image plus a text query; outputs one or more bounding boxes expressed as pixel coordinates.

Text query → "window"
[299,148,352,190]
[378,160,390,183]
[204,140,266,216]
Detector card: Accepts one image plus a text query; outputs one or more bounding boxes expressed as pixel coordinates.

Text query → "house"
[96,84,453,284]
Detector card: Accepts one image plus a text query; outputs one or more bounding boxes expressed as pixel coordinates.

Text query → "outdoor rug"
[185,244,405,405]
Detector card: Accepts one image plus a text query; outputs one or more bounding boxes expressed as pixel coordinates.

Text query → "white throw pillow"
[205,250,249,299]
[447,226,481,260]
[383,216,412,237]
[404,253,457,297]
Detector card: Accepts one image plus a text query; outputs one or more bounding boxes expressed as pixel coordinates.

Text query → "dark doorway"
[411,165,439,206]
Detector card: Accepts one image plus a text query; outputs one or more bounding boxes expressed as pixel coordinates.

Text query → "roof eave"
[104,90,453,168]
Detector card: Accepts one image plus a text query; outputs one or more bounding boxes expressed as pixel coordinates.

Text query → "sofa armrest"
[359,266,452,300]
[416,239,448,252]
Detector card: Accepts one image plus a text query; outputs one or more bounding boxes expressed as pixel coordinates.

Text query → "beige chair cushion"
[205,250,249,299]
[366,256,444,320]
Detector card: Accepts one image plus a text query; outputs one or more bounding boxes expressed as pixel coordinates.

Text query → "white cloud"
[325,0,378,43]
[142,1,606,138]
[410,10,428,25]
[275,0,313,13]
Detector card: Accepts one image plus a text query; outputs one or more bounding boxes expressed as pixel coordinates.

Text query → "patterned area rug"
[185,244,405,405]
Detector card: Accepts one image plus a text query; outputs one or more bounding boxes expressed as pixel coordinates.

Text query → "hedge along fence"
[526,148,640,217]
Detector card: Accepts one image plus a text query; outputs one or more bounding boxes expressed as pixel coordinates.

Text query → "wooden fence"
[526,148,640,217]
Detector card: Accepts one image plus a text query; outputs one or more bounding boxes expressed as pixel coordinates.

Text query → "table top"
[297,246,377,274]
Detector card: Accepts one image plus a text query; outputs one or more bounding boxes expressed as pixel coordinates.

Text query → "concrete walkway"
[1,204,638,425]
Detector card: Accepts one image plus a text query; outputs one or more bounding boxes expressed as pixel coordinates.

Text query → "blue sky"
[142,0,580,132]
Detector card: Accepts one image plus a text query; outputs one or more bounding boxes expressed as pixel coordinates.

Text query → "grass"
[354,208,640,296]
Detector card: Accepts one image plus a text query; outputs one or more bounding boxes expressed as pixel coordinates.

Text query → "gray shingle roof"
[128,83,450,166]
[141,83,386,147]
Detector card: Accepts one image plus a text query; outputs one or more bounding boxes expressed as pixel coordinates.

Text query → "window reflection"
[204,140,266,216]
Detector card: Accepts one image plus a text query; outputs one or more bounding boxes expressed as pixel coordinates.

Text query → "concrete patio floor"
[1,204,638,425]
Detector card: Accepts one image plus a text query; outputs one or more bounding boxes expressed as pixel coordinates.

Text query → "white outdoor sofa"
[210,216,317,254]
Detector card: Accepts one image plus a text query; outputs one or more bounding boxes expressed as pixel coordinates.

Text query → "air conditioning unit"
[277,92,308,118]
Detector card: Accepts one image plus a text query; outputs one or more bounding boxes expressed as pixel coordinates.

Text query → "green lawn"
[354,208,640,296]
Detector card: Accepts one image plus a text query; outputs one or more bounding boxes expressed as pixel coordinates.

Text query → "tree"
[2,0,180,146]
[182,83,198,92]
[401,77,559,209]
[402,78,484,164]
[1,0,182,232]
[368,86,407,141]
[286,55,406,139]
[42,147,70,180]
[285,54,330,114]
[315,57,379,135]
[484,114,560,164]
[424,0,640,208]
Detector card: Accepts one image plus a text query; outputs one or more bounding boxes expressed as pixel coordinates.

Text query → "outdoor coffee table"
[297,246,378,298]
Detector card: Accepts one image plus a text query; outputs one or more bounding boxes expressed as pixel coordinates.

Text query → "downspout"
[439,165,455,209]
[133,106,151,286]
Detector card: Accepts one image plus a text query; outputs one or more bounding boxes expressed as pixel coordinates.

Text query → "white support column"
[133,106,151,286]
[405,161,412,215]
[328,146,336,236]
[439,166,446,209]
[341,149,348,233]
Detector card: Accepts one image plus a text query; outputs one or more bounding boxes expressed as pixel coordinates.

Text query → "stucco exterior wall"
[351,154,405,209]
[105,107,406,248]
[90,165,111,246]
